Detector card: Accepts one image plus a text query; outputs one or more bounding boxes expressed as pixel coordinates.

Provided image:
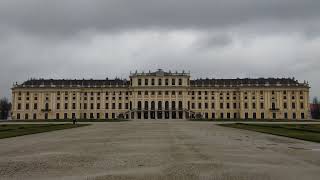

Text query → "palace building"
[11,69,310,120]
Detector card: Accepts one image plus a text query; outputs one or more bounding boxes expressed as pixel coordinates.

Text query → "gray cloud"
[0,0,320,100]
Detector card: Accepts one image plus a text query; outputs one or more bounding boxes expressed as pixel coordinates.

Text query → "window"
[112,103,116,109]
[260,102,264,109]
[198,103,202,109]
[151,79,155,85]
[253,113,256,119]
[45,103,49,110]
[119,103,122,109]
[233,103,237,109]
[17,103,21,110]
[105,103,109,109]
[83,103,87,109]
[273,113,276,119]
[165,101,169,110]
[158,79,162,86]
[284,102,287,109]
[220,103,223,109]
[64,103,68,110]
[211,103,215,109]
[205,103,208,109]
[97,103,100,109]
[33,113,37,120]
[158,101,162,109]
[26,103,29,110]
[284,112,288,119]
[292,103,296,109]
[300,102,304,109]
[34,103,38,110]
[261,112,265,119]
[64,113,68,119]
[145,91,148,95]
[301,113,305,119]
[72,103,76,109]
[172,79,175,86]
[145,79,148,86]
[57,103,60,110]
[91,103,94,110]
[138,101,142,110]
[244,103,248,109]
[138,79,142,86]
[144,101,149,110]
[179,101,183,110]
[212,113,215,119]
[252,103,256,109]
[293,113,296,119]
[179,79,182,86]
[226,103,230,109]
[165,79,169,85]
[272,102,276,109]
[172,101,176,110]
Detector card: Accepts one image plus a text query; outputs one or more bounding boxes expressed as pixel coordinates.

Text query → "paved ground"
[1,120,320,180]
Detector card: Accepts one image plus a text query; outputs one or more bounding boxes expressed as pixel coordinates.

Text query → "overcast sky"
[0,0,319,100]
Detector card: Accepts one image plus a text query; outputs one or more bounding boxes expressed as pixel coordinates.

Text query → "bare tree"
[0,97,11,120]
[311,97,320,119]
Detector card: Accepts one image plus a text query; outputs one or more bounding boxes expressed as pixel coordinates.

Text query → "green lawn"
[220,123,320,143]
[0,124,89,139]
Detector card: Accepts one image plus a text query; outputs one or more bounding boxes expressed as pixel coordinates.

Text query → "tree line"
[312,97,320,119]
[0,98,11,120]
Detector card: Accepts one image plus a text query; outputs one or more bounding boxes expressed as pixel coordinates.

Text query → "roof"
[190,78,309,87]
[130,69,190,77]
[14,78,130,88]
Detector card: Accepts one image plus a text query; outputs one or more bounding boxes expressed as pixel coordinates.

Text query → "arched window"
[172,101,176,110]
[165,101,169,110]
[179,101,183,110]
[158,101,162,110]
[144,101,149,110]
[151,101,155,110]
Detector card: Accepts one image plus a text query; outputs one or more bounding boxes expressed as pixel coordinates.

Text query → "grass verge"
[0,124,89,139]
[220,123,320,143]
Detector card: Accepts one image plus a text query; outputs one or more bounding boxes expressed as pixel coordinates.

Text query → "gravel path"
[1,120,320,180]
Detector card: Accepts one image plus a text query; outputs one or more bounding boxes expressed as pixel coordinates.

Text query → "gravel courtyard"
[1,121,320,180]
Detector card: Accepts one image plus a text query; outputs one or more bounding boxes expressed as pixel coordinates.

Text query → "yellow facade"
[11,70,310,120]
